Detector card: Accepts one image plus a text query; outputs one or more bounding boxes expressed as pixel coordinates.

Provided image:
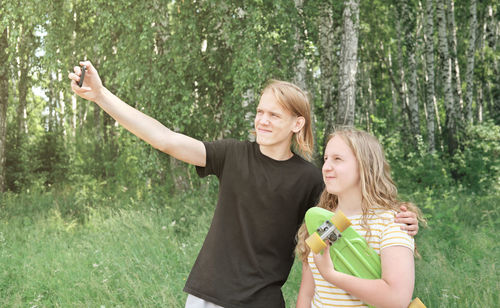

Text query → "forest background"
[0,0,498,307]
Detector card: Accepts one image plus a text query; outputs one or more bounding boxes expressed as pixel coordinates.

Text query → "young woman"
[69,62,419,307]
[296,128,423,308]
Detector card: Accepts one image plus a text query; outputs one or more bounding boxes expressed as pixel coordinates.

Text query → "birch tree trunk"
[293,0,307,92]
[388,48,398,119]
[395,13,412,141]
[464,0,477,123]
[424,0,437,152]
[436,0,459,156]
[337,0,359,126]
[319,1,337,137]
[16,25,29,136]
[484,4,499,123]
[293,0,320,162]
[0,28,8,192]
[400,1,421,145]
[357,46,374,132]
[446,0,463,113]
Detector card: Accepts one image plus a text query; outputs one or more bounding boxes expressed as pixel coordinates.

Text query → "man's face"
[254,90,298,149]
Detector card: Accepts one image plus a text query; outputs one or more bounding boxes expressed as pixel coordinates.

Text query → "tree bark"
[337,0,359,126]
[436,0,459,156]
[394,12,412,141]
[484,4,499,123]
[446,0,463,113]
[388,48,398,119]
[0,28,8,192]
[16,24,30,136]
[293,0,307,92]
[424,0,437,152]
[399,1,421,146]
[464,0,477,123]
[319,1,337,138]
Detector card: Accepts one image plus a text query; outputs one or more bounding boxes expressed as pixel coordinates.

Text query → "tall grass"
[0,186,212,307]
[1,183,498,307]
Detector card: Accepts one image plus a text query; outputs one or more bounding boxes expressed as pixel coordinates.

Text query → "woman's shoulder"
[367,208,397,220]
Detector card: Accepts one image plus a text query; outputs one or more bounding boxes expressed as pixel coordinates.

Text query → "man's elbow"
[152,129,176,153]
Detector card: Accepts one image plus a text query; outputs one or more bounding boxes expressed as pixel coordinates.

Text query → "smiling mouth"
[257,128,272,133]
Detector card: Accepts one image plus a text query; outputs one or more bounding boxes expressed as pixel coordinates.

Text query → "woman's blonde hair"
[261,80,314,160]
[296,127,424,262]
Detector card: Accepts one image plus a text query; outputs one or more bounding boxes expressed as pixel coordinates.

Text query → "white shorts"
[185,294,224,308]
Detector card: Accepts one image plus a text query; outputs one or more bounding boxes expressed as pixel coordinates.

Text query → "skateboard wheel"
[331,210,351,232]
[306,232,327,254]
[408,298,426,308]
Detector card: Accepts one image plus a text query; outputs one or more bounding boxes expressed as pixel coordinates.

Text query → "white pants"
[185,294,224,308]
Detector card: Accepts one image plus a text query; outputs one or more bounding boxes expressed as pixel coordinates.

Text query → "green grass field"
[1,186,498,307]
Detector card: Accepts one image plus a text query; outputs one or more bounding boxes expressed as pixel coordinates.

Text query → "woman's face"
[322,135,361,196]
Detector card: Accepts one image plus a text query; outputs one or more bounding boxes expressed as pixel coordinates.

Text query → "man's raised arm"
[68,61,206,167]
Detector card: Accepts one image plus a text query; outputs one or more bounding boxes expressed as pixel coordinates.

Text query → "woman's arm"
[296,262,315,308]
[68,61,206,167]
[313,245,414,308]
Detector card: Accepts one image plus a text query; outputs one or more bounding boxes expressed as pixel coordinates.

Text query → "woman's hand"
[313,243,336,282]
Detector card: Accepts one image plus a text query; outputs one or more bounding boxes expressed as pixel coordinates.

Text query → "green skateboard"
[304,207,425,308]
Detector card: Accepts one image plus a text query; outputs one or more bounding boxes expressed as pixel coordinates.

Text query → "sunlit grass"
[0,190,210,307]
[0,187,498,307]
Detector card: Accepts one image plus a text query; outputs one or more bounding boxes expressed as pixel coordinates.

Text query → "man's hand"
[68,61,104,102]
[395,205,419,236]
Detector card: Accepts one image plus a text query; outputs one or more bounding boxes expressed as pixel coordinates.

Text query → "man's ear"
[293,116,306,133]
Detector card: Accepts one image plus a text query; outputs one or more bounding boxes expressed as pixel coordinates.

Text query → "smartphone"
[78,66,86,87]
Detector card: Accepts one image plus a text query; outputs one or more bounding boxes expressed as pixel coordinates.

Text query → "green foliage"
[451,121,500,192]
[378,121,500,195]
[5,125,31,192]
[35,130,69,187]
[379,130,452,192]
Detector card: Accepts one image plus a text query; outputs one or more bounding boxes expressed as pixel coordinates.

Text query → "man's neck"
[258,143,294,161]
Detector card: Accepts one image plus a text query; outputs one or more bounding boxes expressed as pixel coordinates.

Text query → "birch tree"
[0,28,8,192]
[399,1,421,145]
[446,0,463,112]
[424,0,437,152]
[436,0,459,155]
[293,0,307,91]
[337,0,359,126]
[392,10,412,142]
[16,24,29,136]
[319,1,338,138]
[483,4,499,123]
[465,0,477,123]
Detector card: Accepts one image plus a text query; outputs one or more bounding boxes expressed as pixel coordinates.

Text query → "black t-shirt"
[184,139,324,308]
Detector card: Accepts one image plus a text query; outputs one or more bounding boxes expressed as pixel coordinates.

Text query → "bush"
[5,124,32,192]
[452,121,500,192]
[381,131,452,193]
[35,130,70,187]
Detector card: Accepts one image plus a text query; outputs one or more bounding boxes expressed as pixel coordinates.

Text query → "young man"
[69,61,418,308]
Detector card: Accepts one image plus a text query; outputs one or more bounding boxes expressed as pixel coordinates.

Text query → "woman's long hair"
[296,128,424,262]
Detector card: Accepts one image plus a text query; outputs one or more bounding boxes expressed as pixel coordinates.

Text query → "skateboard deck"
[304,207,425,308]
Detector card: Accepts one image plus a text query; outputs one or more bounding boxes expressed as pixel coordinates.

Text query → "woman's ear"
[293,116,306,133]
